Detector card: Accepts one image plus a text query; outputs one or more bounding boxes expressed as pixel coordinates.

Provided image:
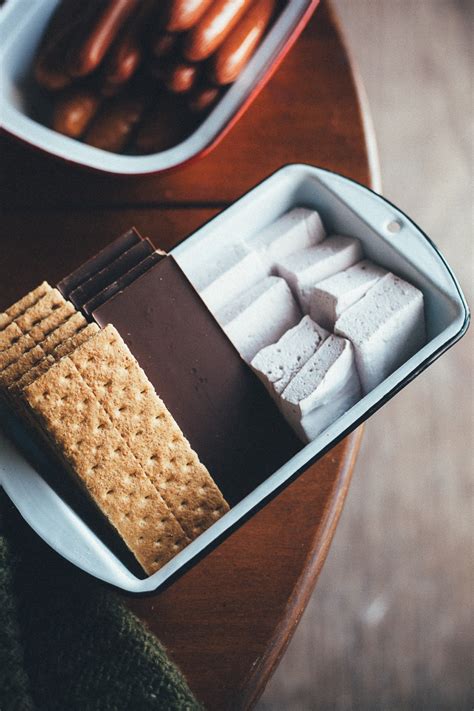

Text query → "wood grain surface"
[0,2,377,709]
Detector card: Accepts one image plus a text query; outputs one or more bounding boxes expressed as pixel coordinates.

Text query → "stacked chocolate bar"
[176,207,426,442]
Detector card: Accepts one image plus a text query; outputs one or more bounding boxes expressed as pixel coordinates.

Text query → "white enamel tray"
[0,165,469,593]
[0,0,319,175]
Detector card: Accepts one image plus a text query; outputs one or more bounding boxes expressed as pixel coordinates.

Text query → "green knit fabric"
[0,493,202,711]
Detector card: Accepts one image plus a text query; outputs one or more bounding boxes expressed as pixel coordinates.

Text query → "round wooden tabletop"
[0,2,374,708]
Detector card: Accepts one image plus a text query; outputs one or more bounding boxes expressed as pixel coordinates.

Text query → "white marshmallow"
[247,207,326,270]
[216,276,301,363]
[191,243,268,312]
[310,259,387,329]
[334,272,425,393]
[276,235,363,311]
[250,316,329,398]
[279,335,361,442]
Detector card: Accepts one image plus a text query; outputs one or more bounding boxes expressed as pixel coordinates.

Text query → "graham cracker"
[8,323,98,472]
[26,301,76,345]
[9,324,98,428]
[0,333,37,373]
[68,325,229,539]
[11,323,98,396]
[53,322,98,360]
[38,310,87,353]
[12,355,56,398]
[0,282,51,331]
[1,344,46,394]
[0,323,26,353]
[23,356,189,574]
[0,300,76,373]
[8,355,57,427]
[1,312,87,392]
[14,288,66,333]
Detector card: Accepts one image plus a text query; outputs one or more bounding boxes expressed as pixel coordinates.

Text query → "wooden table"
[0,2,374,708]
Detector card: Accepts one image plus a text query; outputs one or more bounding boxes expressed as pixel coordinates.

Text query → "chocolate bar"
[68,238,154,309]
[92,256,300,504]
[57,228,142,298]
[83,251,165,315]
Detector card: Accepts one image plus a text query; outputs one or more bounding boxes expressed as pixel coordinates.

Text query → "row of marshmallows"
[182,207,425,442]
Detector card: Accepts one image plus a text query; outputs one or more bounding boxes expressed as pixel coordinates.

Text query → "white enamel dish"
[0,165,469,593]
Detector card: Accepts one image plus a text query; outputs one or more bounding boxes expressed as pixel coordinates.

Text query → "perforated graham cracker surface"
[11,323,98,397]
[11,324,102,452]
[52,323,98,359]
[0,293,73,371]
[0,322,25,352]
[12,355,56,400]
[68,325,229,539]
[14,289,66,333]
[10,323,100,440]
[0,282,51,331]
[1,312,87,393]
[24,356,190,575]
[0,332,36,370]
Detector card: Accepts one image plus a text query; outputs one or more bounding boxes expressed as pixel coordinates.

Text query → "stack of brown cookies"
[0,282,229,574]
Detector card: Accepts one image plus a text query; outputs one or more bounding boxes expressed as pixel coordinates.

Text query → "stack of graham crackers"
[0,282,229,575]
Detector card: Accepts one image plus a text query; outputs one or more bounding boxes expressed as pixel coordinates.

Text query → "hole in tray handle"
[385,219,403,234]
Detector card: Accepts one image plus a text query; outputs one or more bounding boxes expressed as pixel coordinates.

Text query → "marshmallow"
[216,276,301,363]
[335,272,425,393]
[190,243,268,313]
[280,335,361,442]
[276,235,363,311]
[247,207,326,270]
[310,260,387,329]
[251,316,329,398]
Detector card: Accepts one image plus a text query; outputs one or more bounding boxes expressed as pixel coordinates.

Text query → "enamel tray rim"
[0,164,469,594]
